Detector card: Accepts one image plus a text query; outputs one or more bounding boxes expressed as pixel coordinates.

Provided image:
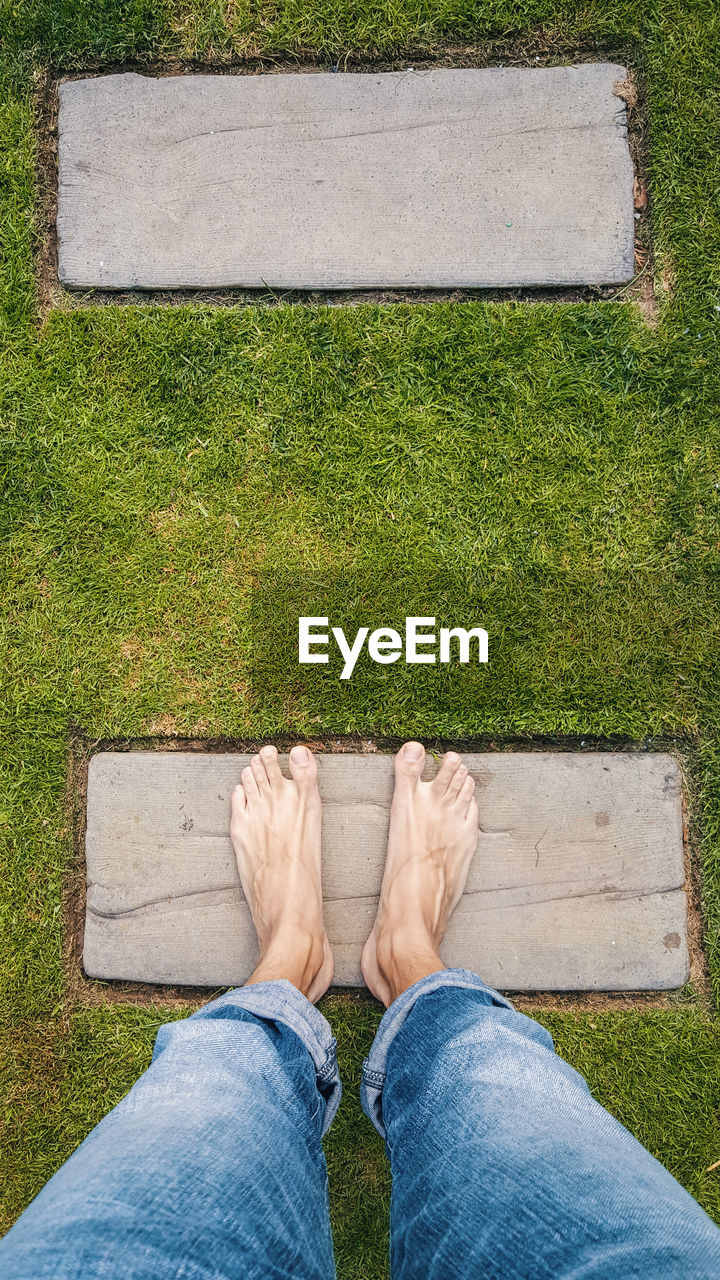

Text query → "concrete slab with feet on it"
[82,751,689,992]
[57,65,635,291]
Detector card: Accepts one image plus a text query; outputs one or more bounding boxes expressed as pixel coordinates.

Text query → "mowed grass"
[1,0,720,1272]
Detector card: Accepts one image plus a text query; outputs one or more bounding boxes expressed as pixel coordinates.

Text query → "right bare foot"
[361,742,479,1007]
[230,744,333,1003]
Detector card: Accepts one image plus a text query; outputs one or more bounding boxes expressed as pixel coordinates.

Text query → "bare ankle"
[375,925,445,1006]
[246,927,327,1001]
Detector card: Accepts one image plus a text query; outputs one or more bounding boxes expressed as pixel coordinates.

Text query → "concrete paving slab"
[83,751,688,991]
[57,66,634,290]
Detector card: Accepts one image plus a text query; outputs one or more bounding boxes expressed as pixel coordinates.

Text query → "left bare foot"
[230,744,333,1003]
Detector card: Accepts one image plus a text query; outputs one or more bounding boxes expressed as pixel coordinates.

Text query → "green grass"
[2,0,720,1272]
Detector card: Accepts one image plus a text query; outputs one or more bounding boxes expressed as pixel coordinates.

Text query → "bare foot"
[361,742,478,1007]
[230,744,333,1003]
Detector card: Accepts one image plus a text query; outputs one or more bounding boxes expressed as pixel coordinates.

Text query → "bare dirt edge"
[34,43,657,323]
[64,730,709,1014]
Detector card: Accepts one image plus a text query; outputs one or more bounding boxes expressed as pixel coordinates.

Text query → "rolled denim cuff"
[194,981,341,1136]
[360,968,514,1138]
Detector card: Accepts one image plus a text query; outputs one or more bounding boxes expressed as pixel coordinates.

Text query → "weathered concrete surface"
[83,751,688,991]
[57,66,635,290]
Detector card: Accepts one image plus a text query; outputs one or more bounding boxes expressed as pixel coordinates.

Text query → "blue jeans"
[2,970,719,1278]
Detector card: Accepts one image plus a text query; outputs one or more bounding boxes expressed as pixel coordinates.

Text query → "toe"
[242,764,259,800]
[260,743,284,788]
[288,744,318,791]
[446,762,468,802]
[431,750,462,795]
[230,782,247,822]
[251,754,269,794]
[394,741,425,784]
[461,775,478,820]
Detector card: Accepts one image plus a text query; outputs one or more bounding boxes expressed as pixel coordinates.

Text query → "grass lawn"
[2,0,720,1272]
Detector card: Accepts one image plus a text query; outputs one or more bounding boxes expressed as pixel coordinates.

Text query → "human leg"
[1,745,339,1280]
[363,974,720,1279]
[361,742,720,1279]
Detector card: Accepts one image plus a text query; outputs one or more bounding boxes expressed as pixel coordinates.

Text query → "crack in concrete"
[86,882,685,921]
[158,117,605,151]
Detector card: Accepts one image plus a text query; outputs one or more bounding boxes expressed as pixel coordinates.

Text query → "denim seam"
[362,1067,385,1086]
[318,1044,338,1083]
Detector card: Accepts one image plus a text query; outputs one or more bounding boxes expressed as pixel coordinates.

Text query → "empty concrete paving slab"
[83,751,688,991]
[57,66,635,291]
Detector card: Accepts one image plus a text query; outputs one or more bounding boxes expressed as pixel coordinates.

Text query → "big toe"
[288,744,318,791]
[394,741,425,784]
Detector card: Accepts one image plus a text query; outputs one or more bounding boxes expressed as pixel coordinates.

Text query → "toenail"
[260,744,276,758]
[404,742,423,761]
[290,745,310,764]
